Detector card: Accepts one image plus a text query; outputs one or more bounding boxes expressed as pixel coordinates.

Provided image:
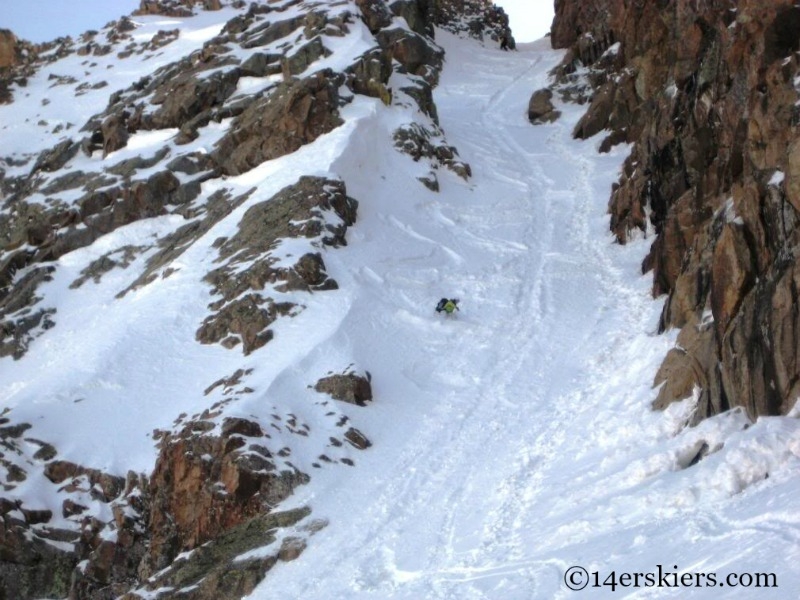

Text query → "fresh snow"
[249,31,800,600]
[0,3,799,599]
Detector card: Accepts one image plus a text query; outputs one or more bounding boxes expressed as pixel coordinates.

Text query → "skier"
[499,34,509,51]
[435,298,460,315]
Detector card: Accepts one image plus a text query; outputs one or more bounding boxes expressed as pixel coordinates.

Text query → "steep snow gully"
[260,32,800,600]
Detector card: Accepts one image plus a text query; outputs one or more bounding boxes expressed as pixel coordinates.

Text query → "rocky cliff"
[545,0,800,424]
[0,1,508,599]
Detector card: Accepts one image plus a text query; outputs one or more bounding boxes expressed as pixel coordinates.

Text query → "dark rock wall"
[0,1,507,599]
[552,0,800,421]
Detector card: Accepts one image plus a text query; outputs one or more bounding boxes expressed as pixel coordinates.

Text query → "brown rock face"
[552,0,800,420]
[145,417,309,574]
[315,372,373,406]
[213,70,344,175]
[355,0,394,33]
[0,29,18,69]
[197,177,357,353]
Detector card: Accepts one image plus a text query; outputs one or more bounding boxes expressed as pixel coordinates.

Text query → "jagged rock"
[356,0,394,33]
[573,80,615,139]
[390,0,432,37]
[393,122,471,180]
[241,15,306,49]
[100,113,130,157]
[135,507,311,600]
[288,252,335,289]
[315,372,373,406]
[375,27,443,85]
[528,89,560,124]
[0,515,78,600]
[419,171,439,191]
[0,29,18,69]
[69,473,151,600]
[166,151,215,175]
[554,0,800,420]
[345,46,392,100]
[32,139,81,173]
[281,37,331,77]
[107,146,170,178]
[710,223,755,336]
[344,427,372,449]
[196,294,292,354]
[213,71,344,176]
[653,315,715,411]
[240,51,283,77]
[134,0,193,17]
[43,460,125,501]
[197,178,356,352]
[144,418,310,575]
[0,265,56,360]
[278,536,307,561]
[400,80,438,122]
[146,63,242,131]
[433,0,513,46]
[204,368,253,396]
[785,136,800,214]
[70,245,145,289]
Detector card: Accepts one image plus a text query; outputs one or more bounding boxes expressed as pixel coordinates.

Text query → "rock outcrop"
[144,416,310,575]
[434,0,515,49]
[0,1,511,598]
[0,29,19,69]
[212,71,344,176]
[197,176,357,354]
[550,0,800,421]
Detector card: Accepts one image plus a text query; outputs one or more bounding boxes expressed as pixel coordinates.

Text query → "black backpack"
[436,298,459,313]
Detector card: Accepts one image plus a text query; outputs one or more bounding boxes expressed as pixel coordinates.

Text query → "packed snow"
[1,2,799,599]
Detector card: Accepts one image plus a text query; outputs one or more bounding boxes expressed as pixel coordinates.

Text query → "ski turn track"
[259,32,800,600]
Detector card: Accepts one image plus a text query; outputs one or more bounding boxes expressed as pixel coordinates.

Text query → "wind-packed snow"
[247,32,800,600]
[1,3,799,599]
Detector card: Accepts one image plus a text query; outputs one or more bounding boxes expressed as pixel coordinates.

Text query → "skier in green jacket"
[435,298,460,315]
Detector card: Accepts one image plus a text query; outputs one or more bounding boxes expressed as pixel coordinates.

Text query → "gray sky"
[0,0,141,41]
[495,0,554,42]
[0,0,554,44]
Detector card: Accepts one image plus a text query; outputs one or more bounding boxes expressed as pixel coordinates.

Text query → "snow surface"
[1,2,799,599]
[247,31,800,600]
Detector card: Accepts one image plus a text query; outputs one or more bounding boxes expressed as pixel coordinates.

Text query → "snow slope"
[249,32,800,600]
[1,3,799,599]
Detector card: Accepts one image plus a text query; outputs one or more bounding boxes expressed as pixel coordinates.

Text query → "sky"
[0,0,141,42]
[0,0,554,44]
[496,0,554,42]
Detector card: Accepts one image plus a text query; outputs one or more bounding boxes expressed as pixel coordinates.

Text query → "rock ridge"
[548,0,800,422]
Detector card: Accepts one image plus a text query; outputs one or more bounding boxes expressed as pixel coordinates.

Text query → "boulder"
[528,88,560,124]
[314,372,373,406]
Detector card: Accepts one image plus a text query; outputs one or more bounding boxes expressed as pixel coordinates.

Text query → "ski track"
[3,12,794,597]
[259,35,647,599]
[256,30,800,600]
